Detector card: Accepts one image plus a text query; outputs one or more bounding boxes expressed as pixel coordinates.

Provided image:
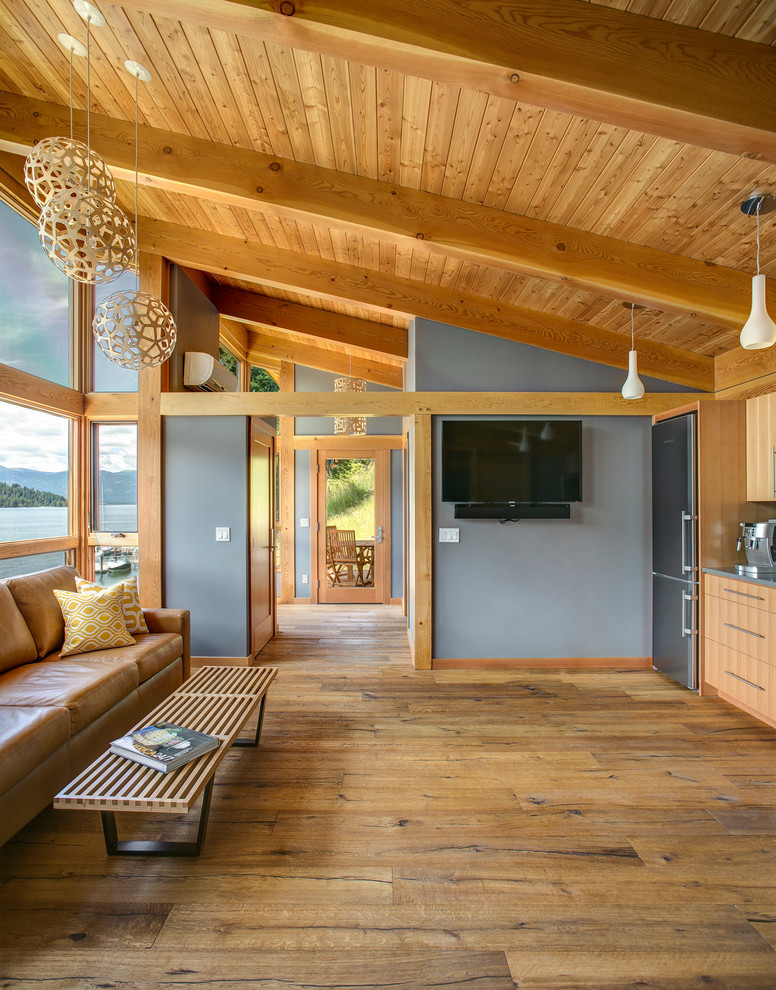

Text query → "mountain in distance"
[0,464,137,504]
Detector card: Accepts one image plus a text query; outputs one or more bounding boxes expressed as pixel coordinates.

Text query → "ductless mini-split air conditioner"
[183,351,239,392]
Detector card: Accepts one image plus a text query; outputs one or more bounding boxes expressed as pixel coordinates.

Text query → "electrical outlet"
[438,527,459,543]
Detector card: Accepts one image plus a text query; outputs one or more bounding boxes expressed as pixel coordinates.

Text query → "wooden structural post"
[279,361,295,604]
[413,414,432,669]
[137,253,167,607]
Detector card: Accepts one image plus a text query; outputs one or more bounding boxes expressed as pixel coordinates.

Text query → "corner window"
[0,201,71,386]
[91,423,138,533]
[92,270,139,392]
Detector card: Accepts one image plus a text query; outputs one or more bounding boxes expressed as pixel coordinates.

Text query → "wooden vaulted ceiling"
[1,0,775,393]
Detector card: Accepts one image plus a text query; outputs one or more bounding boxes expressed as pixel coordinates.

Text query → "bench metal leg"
[101,777,214,857]
[232,694,266,748]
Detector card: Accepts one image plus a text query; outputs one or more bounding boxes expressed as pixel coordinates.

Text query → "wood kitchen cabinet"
[704,573,776,728]
[746,393,776,502]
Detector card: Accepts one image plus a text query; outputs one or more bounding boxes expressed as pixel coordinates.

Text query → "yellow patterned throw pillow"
[54,586,136,657]
[76,576,149,635]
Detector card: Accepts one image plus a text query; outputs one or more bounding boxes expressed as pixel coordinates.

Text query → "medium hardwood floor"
[1,604,775,989]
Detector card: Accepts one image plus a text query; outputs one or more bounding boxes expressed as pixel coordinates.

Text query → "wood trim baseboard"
[432,657,653,670]
[390,597,403,606]
[294,596,313,604]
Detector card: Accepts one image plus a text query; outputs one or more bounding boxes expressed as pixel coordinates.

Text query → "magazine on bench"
[110,722,220,772]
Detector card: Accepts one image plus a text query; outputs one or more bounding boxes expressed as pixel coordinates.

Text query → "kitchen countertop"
[703,566,776,589]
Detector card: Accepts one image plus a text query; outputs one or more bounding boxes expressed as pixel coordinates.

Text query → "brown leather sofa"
[0,565,190,847]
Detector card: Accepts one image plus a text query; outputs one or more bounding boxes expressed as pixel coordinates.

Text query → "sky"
[0,401,137,474]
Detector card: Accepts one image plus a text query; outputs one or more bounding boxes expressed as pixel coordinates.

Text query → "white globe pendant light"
[621,303,645,400]
[93,60,177,370]
[739,194,776,350]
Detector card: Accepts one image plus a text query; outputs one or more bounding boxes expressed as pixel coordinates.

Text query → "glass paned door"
[318,450,386,603]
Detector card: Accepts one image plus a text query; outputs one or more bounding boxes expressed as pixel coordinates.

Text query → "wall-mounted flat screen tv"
[441,419,582,504]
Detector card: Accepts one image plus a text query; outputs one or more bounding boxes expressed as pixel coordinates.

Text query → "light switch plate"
[300,518,310,528]
[439,527,459,543]
[215,527,231,542]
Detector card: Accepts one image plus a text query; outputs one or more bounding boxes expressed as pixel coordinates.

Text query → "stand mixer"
[736,520,776,574]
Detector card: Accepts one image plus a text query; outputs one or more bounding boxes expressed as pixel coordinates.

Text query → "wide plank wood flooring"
[1,604,775,989]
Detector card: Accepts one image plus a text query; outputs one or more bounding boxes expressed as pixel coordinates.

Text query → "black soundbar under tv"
[453,503,571,520]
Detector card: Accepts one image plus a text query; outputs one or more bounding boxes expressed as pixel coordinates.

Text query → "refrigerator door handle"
[681,511,698,575]
[682,590,699,638]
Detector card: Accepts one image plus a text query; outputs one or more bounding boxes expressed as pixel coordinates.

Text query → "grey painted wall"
[414,319,693,393]
[295,449,312,599]
[294,365,403,435]
[164,416,249,657]
[413,319,654,660]
[168,265,220,393]
[391,448,403,601]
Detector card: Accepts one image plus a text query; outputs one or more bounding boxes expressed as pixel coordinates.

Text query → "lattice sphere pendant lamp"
[37,5,135,284]
[93,287,177,368]
[24,34,116,207]
[739,193,776,350]
[38,186,135,284]
[334,369,367,436]
[93,60,177,369]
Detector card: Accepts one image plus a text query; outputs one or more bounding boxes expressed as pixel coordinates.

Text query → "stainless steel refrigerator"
[652,413,698,689]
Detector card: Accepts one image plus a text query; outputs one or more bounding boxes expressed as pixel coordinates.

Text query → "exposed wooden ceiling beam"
[246,328,403,389]
[214,285,407,363]
[0,93,754,328]
[714,345,776,393]
[138,217,714,391]
[161,390,707,418]
[108,0,776,162]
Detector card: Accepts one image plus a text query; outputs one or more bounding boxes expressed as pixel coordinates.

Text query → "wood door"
[316,448,388,604]
[250,420,276,655]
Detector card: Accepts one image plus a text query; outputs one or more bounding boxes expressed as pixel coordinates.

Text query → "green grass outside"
[326,459,375,539]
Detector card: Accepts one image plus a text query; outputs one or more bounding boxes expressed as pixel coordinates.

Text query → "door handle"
[682,591,698,638]
[377,525,383,544]
[681,511,697,575]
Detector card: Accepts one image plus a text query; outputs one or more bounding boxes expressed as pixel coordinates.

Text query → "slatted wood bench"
[54,665,278,857]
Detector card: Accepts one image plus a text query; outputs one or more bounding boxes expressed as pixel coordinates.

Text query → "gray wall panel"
[164,416,249,657]
[295,449,312,599]
[413,319,653,660]
[415,319,692,394]
[168,265,220,393]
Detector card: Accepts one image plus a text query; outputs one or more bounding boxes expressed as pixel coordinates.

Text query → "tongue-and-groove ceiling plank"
[138,216,714,390]
[0,92,761,329]
[109,0,776,160]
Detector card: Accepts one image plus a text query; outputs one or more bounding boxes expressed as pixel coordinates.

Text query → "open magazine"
[110,722,220,773]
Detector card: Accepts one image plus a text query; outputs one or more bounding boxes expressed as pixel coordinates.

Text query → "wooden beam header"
[138,217,715,392]
[0,93,756,328]
[160,390,708,418]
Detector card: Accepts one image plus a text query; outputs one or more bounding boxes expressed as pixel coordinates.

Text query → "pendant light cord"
[85,15,91,192]
[134,70,139,289]
[68,47,73,141]
[756,201,762,276]
[631,303,635,349]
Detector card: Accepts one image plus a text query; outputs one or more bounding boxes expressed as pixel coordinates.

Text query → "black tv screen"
[441,420,582,504]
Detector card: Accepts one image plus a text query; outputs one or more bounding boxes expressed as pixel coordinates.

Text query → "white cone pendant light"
[621,303,645,400]
[740,195,776,350]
